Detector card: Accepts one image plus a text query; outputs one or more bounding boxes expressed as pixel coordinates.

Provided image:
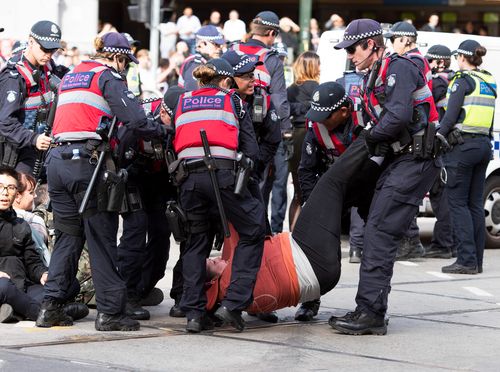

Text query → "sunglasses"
[235,72,254,80]
[37,41,59,55]
[346,40,362,55]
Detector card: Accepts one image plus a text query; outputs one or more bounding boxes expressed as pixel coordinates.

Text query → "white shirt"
[223,19,247,42]
[176,15,201,40]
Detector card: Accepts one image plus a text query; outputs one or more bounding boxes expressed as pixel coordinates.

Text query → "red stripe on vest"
[310,120,347,156]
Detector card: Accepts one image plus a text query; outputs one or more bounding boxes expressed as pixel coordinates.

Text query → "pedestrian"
[223,10,247,43]
[420,14,441,32]
[0,21,67,174]
[439,40,496,274]
[36,32,167,331]
[176,7,201,55]
[171,58,265,332]
[330,19,439,335]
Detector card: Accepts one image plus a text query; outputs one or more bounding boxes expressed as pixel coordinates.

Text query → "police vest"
[12,56,54,133]
[446,70,497,135]
[231,43,273,88]
[126,62,141,97]
[309,120,347,162]
[53,61,113,138]
[173,87,240,159]
[363,54,434,134]
[341,71,366,129]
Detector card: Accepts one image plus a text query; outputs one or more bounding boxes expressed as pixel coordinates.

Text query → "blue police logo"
[182,95,225,112]
[479,82,497,96]
[61,72,95,91]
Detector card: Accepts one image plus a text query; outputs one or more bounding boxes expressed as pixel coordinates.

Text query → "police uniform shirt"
[405,48,426,73]
[368,56,426,142]
[432,70,453,121]
[241,39,292,131]
[237,107,260,162]
[179,53,205,92]
[438,73,476,136]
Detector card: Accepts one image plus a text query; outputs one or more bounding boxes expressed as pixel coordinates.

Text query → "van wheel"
[484,176,500,248]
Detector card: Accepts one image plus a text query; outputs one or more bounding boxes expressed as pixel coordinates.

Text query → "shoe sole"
[169,310,186,318]
[331,323,387,336]
[127,313,151,321]
[96,324,140,331]
[349,257,361,264]
[442,269,478,274]
[0,304,15,323]
[36,319,73,327]
[424,254,453,259]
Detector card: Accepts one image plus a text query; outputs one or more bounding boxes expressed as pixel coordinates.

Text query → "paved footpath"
[1,223,500,371]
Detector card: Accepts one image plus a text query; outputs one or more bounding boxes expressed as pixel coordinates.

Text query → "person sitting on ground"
[0,166,88,323]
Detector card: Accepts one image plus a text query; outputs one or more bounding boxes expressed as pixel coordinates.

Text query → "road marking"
[463,286,494,297]
[426,271,453,279]
[397,261,419,266]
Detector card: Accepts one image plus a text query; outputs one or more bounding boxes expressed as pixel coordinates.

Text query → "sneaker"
[95,312,140,331]
[442,262,478,274]
[0,304,17,323]
[36,299,73,327]
[294,299,321,321]
[329,309,387,335]
[349,247,362,264]
[140,288,164,307]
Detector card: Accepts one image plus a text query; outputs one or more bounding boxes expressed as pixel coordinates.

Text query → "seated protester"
[0,166,88,323]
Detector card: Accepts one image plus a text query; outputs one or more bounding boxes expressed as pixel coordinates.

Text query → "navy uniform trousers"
[43,144,127,315]
[179,168,265,319]
[428,171,454,251]
[356,154,439,316]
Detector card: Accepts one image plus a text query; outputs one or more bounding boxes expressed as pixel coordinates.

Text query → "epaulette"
[110,71,123,80]
[139,97,162,105]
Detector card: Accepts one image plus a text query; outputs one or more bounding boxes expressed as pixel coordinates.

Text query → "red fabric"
[311,121,347,155]
[231,44,272,88]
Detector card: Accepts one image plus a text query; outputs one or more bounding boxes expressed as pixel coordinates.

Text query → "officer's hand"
[40,272,48,285]
[0,271,11,279]
[365,131,390,156]
[36,134,52,151]
[282,129,293,141]
[436,132,451,152]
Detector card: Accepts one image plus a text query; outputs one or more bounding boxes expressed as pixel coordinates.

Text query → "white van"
[317,29,500,247]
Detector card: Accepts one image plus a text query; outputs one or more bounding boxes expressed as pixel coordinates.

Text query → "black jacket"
[0,208,47,291]
[287,80,318,128]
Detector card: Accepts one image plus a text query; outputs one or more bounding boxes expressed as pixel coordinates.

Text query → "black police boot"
[169,300,186,318]
[186,314,215,333]
[423,245,452,259]
[64,303,89,321]
[406,236,425,259]
[214,305,245,331]
[95,312,140,331]
[36,299,73,327]
[126,299,150,320]
[0,304,17,323]
[395,238,411,261]
[328,309,387,335]
[247,311,279,323]
[441,262,478,275]
[294,299,321,321]
[349,247,362,264]
[140,288,164,307]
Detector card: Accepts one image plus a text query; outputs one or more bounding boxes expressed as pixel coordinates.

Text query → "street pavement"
[1,218,500,371]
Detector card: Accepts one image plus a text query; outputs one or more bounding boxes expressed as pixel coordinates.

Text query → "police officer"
[0,21,68,174]
[385,21,440,260]
[172,58,265,332]
[122,32,141,97]
[439,40,496,274]
[178,25,225,91]
[423,45,455,259]
[36,32,167,331]
[330,19,439,335]
[294,81,356,321]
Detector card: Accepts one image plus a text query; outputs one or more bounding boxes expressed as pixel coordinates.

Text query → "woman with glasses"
[438,40,497,275]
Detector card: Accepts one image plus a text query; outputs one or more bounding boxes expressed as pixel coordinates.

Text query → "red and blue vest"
[309,120,348,162]
[53,61,112,137]
[231,43,272,89]
[173,87,240,159]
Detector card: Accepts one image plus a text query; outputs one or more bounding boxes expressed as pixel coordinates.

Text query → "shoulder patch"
[6,90,18,103]
[451,83,459,93]
[387,74,396,87]
[270,110,278,122]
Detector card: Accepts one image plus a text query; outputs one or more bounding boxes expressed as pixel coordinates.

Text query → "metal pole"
[299,0,312,53]
[150,0,161,74]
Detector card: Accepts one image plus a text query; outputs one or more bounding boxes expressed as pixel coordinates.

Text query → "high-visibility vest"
[173,87,240,159]
[309,120,348,163]
[53,61,112,137]
[126,62,141,97]
[446,69,497,135]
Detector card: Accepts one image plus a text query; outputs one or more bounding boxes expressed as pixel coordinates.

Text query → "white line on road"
[397,261,419,266]
[426,271,453,279]
[463,286,494,297]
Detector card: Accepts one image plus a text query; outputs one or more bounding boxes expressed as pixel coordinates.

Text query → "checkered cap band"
[102,46,134,56]
[234,57,253,72]
[254,18,280,29]
[456,48,474,56]
[391,31,416,37]
[311,93,349,112]
[426,53,451,60]
[197,34,223,41]
[30,32,60,45]
[344,29,383,41]
[207,64,233,76]
[162,101,173,116]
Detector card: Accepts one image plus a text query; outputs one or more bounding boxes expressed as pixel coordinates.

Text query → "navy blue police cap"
[11,41,28,55]
[306,82,349,122]
[335,19,382,50]
[221,50,263,75]
[30,20,62,50]
[163,86,186,116]
[253,11,280,30]
[425,44,452,60]
[452,39,481,56]
[100,32,139,64]
[384,21,417,39]
[206,58,235,78]
[196,25,225,45]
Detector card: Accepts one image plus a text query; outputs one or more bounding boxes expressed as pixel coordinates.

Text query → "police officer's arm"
[0,74,39,148]
[257,107,281,167]
[238,110,260,161]
[100,70,165,140]
[437,76,474,136]
[432,77,448,104]
[370,60,420,141]
[266,54,292,131]
[298,129,320,203]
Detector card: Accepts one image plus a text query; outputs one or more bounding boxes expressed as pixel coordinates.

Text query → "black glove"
[365,130,390,156]
[435,132,451,152]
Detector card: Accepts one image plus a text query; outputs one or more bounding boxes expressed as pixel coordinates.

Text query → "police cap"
[452,39,482,57]
[334,19,382,50]
[30,20,62,50]
[383,21,417,39]
[122,32,140,48]
[100,32,139,64]
[196,25,225,45]
[163,86,186,116]
[306,82,349,122]
[425,44,452,60]
[206,58,235,78]
[12,41,28,55]
[221,50,263,75]
[252,11,280,31]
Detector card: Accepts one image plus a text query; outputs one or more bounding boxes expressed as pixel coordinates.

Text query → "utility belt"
[446,129,489,147]
[0,136,20,168]
[168,156,237,186]
[391,122,437,160]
